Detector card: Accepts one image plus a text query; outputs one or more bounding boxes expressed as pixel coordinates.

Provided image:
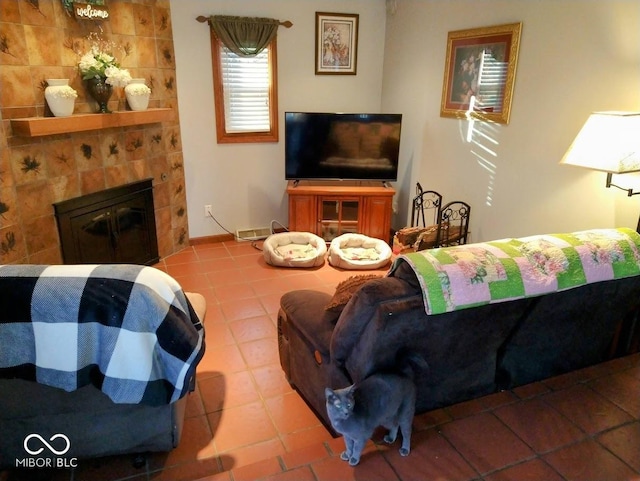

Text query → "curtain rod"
[196,16,293,28]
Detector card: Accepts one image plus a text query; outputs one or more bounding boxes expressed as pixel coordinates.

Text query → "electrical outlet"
[204,204,213,218]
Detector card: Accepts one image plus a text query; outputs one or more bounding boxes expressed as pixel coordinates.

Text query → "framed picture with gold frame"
[315,12,359,75]
[440,22,522,124]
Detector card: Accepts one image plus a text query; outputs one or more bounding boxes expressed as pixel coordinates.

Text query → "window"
[211,36,279,143]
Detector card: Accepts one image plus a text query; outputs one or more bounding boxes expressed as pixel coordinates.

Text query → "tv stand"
[287,180,395,242]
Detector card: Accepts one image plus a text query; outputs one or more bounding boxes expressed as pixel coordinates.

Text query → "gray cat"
[325,356,421,466]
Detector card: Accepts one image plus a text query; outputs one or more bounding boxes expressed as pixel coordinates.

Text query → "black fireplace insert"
[54,179,159,265]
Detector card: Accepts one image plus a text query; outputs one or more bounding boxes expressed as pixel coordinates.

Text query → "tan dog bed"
[328,233,392,270]
[263,231,327,267]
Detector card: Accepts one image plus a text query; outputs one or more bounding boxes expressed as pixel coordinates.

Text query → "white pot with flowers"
[125,79,152,111]
[77,33,131,113]
[44,79,78,117]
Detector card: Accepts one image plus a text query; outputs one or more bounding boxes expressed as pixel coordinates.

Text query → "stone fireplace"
[0,1,188,265]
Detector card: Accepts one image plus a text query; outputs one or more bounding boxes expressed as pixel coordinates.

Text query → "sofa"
[278,228,640,429]
[0,264,206,468]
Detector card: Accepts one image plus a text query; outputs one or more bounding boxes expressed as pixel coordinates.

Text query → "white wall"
[172,0,640,243]
[383,0,640,241]
[171,0,387,238]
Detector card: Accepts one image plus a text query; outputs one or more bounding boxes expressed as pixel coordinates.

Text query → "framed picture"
[440,23,522,124]
[315,12,359,75]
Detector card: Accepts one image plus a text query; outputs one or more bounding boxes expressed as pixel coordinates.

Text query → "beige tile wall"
[0,0,189,264]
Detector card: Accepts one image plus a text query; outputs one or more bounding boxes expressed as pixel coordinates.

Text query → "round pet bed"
[263,231,327,268]
[328,233,392,270]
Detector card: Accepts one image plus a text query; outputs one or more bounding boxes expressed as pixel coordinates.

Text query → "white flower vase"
[124,78,151,111]
[44,79,77,117]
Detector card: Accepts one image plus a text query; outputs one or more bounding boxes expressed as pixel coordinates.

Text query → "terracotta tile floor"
[3,240,640,481]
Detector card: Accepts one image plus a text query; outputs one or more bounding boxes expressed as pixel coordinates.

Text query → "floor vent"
[235,227,272,241]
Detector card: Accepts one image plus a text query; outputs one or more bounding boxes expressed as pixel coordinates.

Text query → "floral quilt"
[389,228,640,315]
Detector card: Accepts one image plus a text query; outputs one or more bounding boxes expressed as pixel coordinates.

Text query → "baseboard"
[190,228,288,246]
[190,233,234,245]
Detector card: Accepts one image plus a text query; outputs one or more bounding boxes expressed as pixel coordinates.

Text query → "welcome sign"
[73,2,109,20]
[61,1,110,20]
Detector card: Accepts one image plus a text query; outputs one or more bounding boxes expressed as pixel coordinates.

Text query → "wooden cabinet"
[362,195,394,240]
[287,181,395,242]
[288,194,316,233]
[319,197,360,240]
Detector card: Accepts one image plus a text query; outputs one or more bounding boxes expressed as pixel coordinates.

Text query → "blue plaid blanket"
[0,264,205,405]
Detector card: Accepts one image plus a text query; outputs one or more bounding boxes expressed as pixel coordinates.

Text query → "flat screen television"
[285,112,402,182]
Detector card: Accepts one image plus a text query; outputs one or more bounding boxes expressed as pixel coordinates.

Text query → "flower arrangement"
[77,33,131,87]
[47,85,78,100]
[126,83,151,96]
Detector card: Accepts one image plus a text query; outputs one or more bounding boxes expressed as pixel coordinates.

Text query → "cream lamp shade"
[560,111,640,173]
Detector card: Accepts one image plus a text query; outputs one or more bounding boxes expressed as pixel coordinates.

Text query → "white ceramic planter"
[44,79,77,117]
[125,78,151,111]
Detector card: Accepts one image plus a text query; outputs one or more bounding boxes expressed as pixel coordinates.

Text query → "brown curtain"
[208,15,279,57]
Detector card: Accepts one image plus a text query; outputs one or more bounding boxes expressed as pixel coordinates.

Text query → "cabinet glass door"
[320,199,359,241]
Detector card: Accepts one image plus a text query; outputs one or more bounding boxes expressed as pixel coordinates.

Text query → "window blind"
[220,45,271,133]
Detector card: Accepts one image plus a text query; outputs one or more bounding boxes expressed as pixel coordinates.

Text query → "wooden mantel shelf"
[10,108,174,137]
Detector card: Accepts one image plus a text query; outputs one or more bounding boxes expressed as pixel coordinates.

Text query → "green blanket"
[389,228,640,315]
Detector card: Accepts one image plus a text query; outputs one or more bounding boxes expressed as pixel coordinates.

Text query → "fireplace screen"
[54,179,159,265]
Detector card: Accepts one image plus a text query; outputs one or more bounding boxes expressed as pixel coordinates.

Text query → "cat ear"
[324,387,335,399]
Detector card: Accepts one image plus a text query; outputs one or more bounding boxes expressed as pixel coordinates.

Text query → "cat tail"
[395,349,429,380]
